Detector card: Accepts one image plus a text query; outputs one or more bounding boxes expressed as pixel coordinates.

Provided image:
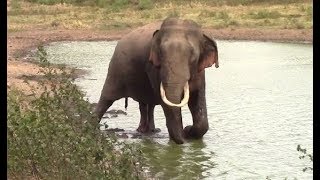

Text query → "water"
[44,40,313,179]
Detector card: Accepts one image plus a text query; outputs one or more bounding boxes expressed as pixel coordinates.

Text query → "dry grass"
[8,1,312,32]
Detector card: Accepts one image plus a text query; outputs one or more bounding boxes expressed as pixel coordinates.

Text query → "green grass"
[8,0,312,31]
[138,0,153,10]
[23,0,310,6]
[248,10,282,19]
[7,46,147,179]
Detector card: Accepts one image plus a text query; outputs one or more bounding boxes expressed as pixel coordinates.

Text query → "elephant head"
[149,18,219,107]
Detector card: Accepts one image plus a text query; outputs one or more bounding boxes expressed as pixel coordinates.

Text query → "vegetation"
[297,145,313,172]
[8,0,312,32]
[7,46,146,179]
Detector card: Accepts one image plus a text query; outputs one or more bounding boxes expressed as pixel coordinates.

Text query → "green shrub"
[7,46,146,179]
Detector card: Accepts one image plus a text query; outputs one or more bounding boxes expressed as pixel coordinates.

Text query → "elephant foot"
[152,128,161,133]
[137,125,160,134]
[168,128,185,144]
[169,134,185,144]
[183,125,208,139]
[183,125,193,139]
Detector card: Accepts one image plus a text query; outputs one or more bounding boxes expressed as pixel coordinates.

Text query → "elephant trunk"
[160,82,189,107]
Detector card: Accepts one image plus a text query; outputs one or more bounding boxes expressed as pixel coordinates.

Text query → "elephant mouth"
[160,82,189,107]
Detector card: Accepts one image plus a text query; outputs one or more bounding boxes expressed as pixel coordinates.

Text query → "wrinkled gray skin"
[94,17,219,144]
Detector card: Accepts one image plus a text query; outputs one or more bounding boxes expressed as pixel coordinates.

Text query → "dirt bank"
[7,28,312,92]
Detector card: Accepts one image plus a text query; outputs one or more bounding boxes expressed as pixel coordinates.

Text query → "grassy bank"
[7,47,146,179]
[8,0,312,32]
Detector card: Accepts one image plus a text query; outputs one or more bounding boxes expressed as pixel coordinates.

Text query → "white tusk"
[160,82,189,107]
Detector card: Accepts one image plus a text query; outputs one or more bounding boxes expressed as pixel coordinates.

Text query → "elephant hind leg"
[137,103,158,133]
[148,104,160,133]
[137,102,148,133]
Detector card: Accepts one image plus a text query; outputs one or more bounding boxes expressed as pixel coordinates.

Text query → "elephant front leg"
[162,106,185,144]
[184,87,209,139]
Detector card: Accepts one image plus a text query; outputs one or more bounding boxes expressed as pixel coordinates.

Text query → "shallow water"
[44,40,313,179]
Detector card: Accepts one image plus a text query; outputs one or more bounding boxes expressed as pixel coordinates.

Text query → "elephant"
[94,17,219,144]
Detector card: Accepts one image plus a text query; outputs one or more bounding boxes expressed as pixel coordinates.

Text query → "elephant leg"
[94,96,114,121]
[137,103,158,133]
[147,104,161,133]
[184,87,209,139]
[147,104,155,131]
[162,106,185,144]
[137,102,148,133]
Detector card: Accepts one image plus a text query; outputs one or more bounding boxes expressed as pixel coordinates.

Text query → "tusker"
[94,17,219,144]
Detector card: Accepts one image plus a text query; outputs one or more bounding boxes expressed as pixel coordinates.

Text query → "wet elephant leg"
[184,86,209,139]
[162,105,185,144]
[137,103,159,133]
[147,104,160,133]
[147,104,155,131]
[137,102,148,133]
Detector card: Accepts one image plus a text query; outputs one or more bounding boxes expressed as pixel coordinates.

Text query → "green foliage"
[7,46,146,179]
[297,145,313,172]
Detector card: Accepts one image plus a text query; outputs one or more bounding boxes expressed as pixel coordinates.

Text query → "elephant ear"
[198,34,219,72]
[149,30,161,67]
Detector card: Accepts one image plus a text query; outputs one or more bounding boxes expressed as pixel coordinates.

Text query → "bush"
[7,46,146,179]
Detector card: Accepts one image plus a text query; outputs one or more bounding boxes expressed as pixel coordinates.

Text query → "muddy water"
[44,40,313,179]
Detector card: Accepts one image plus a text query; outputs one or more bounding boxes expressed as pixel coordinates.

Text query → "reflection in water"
[140,139,216,179]
[44,40,313,179]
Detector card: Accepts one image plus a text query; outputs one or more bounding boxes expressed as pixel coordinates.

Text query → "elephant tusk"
[160,82,189,107]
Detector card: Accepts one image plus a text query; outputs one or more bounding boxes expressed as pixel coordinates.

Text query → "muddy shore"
[7,28,312,91]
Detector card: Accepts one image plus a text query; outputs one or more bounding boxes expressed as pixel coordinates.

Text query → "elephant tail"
[125,97,128,110]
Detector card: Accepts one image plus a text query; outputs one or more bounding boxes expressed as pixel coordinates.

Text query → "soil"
[7,27,312,92]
